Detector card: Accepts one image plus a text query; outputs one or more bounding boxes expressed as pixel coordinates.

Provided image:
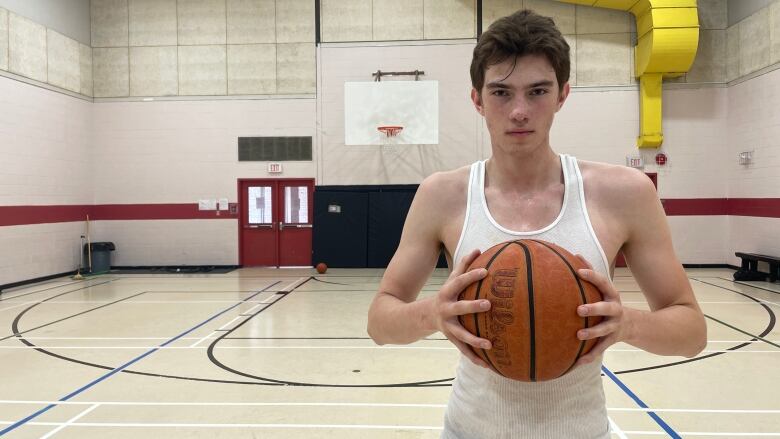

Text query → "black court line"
[716,277,780,296]
[222,336,449,341]
[0,279,106,302]
[0,280,121,342]
[612,280,778,375]
[10,284,288,386]
[207,280,455,388]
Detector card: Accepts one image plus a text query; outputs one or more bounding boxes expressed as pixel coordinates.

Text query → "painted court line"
[602,366,681,439]
[609,417,629,439]
[0,282,279,436]
[3,400,777,414]
[39,404,99,439]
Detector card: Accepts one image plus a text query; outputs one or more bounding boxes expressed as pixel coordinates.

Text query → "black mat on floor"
[109,266,238,274]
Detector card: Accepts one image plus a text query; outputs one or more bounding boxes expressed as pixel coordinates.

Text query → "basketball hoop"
[378,125,403,155]
[377,125,404,137]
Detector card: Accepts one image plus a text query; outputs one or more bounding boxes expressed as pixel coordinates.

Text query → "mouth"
[506,129,533,136]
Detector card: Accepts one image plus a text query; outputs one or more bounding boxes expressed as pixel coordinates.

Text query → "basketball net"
[378,125,403,155]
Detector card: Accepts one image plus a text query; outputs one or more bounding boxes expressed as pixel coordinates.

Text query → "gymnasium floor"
[0,267,777,438]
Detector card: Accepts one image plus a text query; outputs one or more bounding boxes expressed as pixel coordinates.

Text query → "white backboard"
[344,81,439,145]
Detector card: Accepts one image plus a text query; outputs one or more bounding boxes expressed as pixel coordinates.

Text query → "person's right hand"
[431,248,492,368]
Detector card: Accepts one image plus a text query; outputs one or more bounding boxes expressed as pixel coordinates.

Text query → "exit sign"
[626,156,643,168]
[268,163,283,173]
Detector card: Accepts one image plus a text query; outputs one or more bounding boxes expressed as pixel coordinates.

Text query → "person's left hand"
[573,254,633,366]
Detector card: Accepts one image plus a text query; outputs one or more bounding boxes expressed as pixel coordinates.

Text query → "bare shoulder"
[577,160,658,209]
[415,165,471,214]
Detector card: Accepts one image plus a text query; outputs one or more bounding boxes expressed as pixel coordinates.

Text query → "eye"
[530,88,548,96]
[491,89,509,97]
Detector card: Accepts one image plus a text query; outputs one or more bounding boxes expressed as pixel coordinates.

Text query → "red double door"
[239,178,314,267]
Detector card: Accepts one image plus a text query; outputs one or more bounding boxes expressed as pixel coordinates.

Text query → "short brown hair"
[470,10,570,92]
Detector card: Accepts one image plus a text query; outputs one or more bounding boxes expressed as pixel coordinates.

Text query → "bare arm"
[367,173,492,367]
[576,168,707,363]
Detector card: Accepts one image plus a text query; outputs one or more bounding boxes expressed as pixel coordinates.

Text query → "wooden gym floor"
[0,267,778,438]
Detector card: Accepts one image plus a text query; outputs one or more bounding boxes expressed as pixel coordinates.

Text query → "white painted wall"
[726,67,780,265]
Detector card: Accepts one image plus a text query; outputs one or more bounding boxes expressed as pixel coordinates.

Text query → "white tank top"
[444,154,611,439]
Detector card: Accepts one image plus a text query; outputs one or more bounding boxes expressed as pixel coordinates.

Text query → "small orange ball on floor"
[316,263,327,274]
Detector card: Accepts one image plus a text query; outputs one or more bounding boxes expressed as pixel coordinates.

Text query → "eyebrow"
[485,80,555,89]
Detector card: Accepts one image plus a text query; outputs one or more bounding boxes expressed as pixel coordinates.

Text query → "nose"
[508,96,529,123]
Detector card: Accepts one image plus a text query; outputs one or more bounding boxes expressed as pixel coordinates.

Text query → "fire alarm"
[655,153,667,166]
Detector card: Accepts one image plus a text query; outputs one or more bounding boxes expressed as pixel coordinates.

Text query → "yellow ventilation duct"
[555,0,699,148]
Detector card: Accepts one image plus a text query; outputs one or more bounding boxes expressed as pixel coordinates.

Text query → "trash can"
[84,242,115,273]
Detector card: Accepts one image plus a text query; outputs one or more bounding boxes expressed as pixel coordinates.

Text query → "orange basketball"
[458,239,603,382]
[316,263,327,274]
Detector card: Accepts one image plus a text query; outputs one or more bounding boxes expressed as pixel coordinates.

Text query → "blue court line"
[0,282,280,436]
[602,365,682,439]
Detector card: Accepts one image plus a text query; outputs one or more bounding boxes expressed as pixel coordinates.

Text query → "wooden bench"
[734,252,780,283]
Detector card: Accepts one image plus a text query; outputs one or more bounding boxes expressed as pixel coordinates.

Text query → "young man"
[367,9,706,439]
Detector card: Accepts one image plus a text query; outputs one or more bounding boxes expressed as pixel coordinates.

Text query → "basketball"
[316,263,328,274]
[458,239,603,382]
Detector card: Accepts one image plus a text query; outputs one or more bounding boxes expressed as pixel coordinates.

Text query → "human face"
[471,54,569,157]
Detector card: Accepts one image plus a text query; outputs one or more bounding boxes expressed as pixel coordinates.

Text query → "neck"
[485,147,561,194]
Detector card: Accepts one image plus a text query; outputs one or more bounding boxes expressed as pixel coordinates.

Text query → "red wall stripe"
[1,199,779,227]
[0,204,237,226]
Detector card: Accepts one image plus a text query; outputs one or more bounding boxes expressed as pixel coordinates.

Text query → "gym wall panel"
[276,43,316,94]
[226,0,275,45]
[738,7,770,78]
[177,45,228,96]
[78,43,92,97]
[576,33,632,86]
[93,47,129,97]
[725,23,739,82]
[129,46,178,97]
[373,0,424,41]
[275,0,316,44]
[772,1,780,65]
[575,4,630,35]
[128,0,177,47]
[320,0,372,42]
[227,44,277,95]
[46,29,81,93]
[177,0,227,46]
[685,30,726,84]
[90,220,238,266]
[526,0,575,34]
[481,0,521,32]
[698,0,727,30]
[0,8,8,71]
[8,12,46,82]
[423,0,476,39]
[90,0,128,48]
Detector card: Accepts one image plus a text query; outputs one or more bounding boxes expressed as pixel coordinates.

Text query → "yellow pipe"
[555,0,699,148]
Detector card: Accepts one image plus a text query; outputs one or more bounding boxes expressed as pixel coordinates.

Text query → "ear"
[471,88,485,116]
[556,82,570,112]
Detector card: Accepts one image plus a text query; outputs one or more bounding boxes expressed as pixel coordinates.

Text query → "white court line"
[39,403,99,439]
[216,316,243,331]
[0,302,35,313]
[4,421,780,435]
[3,345,780,353]
[608,417,629,439]
[0,400,446,408]
[617,432,780,437]
[1,401,777,413]
[0,346,460,350]
[0,421,444,430]
[189,287,289,348]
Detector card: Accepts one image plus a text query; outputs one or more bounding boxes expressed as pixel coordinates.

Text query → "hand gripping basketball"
[457,240,604,381]
[573,254,629,366]
[431,248,492,369]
